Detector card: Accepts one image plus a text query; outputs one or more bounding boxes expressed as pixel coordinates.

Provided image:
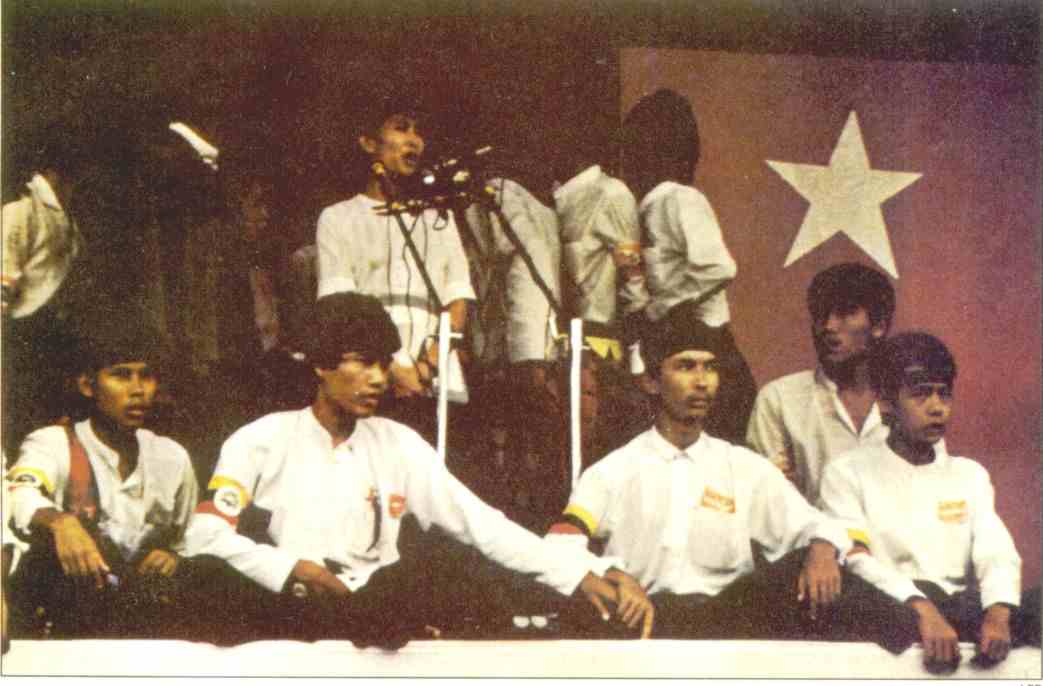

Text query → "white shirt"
[316,194,476,365]
[6,421,199,560]
[463,178,561,363]
[554,165,650,325]
[639,181,735,326]
[819,439,1022,609]
[746,367,888,504]
[184,409,612,594]
[551,427,850,596]
[1,174,83,318]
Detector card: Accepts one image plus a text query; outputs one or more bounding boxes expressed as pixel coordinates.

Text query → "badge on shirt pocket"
[699,487,736,514]
[389,493,406,519]
[937,499,967,524]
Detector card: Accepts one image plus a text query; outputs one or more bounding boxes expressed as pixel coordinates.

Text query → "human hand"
[136,549,179,577]
[50,514,110,588]
[291,559,350,599]
[605,569,654,638]
[908,597,960,669]
[797,541,841,620]
[578,571,618,624]
[390,360,426,399]
[976,604,1012,665]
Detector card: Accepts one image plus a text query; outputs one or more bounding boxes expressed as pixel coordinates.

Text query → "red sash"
[62,424,99,523]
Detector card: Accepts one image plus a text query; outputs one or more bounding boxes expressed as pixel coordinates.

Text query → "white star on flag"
[766,111,922,278]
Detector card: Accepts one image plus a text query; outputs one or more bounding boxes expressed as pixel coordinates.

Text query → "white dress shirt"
[7,421,198,560]
[316,194,475,365]
[184,409,613,594]
[639,181,735,326]
[551,427,850,596]
[746,367,888,504]
[819,439,1022,609]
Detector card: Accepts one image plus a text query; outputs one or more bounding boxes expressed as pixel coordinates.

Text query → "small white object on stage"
[2,639,1039,679]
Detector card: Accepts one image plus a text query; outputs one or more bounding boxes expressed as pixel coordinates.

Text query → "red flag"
[622,48,1040,585]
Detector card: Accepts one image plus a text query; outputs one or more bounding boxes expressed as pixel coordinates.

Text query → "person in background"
[819,332,1040,672]
[747,262,894,503]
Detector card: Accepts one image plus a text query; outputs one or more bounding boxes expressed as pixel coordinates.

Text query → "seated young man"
[819,332,1041,672]
[747,262,895,503]
[181,292,627,648]
[5,320,199,638]
[548,305,920,650]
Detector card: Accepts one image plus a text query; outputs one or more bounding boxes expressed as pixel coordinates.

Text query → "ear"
[870,320,887,340]
[77,373,95,399]
[358,134,377,155]
[637,371,660,397]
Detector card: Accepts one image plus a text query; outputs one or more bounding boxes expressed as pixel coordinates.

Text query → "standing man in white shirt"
[619,88,756,445]
[5,318,199,639]
[315,95,475,442]
[819,332,1040,672]
[548,305,919,650]
[747,262,895,503]
[181,292,630,647]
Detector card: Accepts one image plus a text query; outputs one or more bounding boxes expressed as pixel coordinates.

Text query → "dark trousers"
[176,515,566,647]
[563,548,921,653]
[913,580,1041,647]
[8,537,193,640]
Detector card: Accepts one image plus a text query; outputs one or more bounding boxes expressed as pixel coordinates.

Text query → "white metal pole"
[436,311,452,462]
[569,317,583,491]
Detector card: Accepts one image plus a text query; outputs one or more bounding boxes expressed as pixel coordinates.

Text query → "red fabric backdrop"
[622,48,1040,586]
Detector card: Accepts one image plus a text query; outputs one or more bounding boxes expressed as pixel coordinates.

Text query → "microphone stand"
[468,183,564,321]
[373,164,445,312]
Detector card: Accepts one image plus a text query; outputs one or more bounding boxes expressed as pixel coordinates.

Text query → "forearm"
[447,298,468,333]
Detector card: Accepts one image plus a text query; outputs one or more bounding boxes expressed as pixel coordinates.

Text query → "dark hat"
[641,301,727,377]
[299,292,401,370]
[869,331,957,398]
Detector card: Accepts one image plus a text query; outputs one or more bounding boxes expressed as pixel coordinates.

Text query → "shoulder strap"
[62,423,99,523]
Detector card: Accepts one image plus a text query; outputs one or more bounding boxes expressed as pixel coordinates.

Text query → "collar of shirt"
[75,420,143,490]
[646,425,707,463]
[814,365,884,436]
[553,164,603,204]
[884,437,950,470]
[27,174,62,211]
[638,180,681,212]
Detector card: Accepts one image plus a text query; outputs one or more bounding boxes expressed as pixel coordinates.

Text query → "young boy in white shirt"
[819,332,1040,672]
[5,319,198,638]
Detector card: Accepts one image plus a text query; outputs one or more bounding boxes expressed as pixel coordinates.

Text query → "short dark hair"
[869,331,957,401]
[807,262,895,330]
[357,92,429,141]
[300,292,401,370]
[620,88,700,188]
[74,315,172,378]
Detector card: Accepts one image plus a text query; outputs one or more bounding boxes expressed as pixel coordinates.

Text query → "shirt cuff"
[980,571,1022,610]
[252,549,302,594]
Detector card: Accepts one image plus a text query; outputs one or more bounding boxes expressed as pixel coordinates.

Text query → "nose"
[367,363,389,391]
[406,127,424,152]
[128,373,146,395]
[925,391,948,415]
